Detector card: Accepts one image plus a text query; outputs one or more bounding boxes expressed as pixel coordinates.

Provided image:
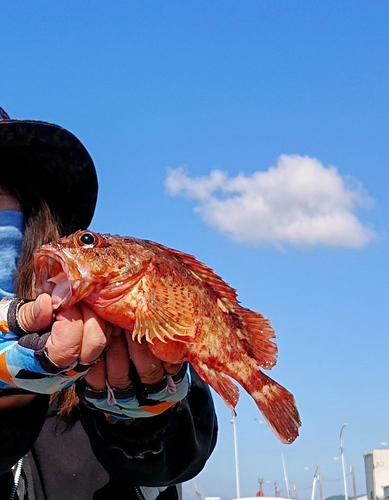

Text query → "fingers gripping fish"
[33,230,301,444]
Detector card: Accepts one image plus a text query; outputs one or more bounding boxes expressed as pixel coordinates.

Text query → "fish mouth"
[33,250,81,310]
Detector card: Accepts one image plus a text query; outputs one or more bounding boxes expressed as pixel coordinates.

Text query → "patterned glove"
[77,362,190,421]
[0,298,91,395]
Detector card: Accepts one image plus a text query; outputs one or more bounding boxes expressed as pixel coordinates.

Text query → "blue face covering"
[0,211,24,298]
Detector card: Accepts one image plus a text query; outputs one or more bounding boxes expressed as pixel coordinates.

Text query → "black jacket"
[0,369,217,500]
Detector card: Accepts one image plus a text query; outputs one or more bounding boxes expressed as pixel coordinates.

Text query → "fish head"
[33,230,151,310]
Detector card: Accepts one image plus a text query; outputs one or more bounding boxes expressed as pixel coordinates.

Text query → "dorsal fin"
[146,240,278,369]
[145,240,239,303]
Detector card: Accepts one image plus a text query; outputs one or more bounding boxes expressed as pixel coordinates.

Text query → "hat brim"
[0,120,98,231]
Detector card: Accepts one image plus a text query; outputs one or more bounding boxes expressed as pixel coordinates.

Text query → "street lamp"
[230,412,241,499]
[340,424,348,500]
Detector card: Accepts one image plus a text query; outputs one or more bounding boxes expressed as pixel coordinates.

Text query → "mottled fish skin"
[33,230,301,443]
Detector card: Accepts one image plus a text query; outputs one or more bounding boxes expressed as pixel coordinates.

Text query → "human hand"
[0,295,108,395]
[17,294,108,369]
[79,327,190,419]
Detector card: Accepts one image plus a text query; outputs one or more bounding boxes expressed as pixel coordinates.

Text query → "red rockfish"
[33,230,301,443]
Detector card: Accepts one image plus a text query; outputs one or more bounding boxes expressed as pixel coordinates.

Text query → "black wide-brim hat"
[0,107,98,231]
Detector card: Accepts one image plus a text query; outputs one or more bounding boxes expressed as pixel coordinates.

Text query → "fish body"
[33,230,301,443]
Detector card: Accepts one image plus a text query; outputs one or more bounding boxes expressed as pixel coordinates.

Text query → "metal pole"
[318,473,323,500]
[282,454,291,499]
[340,424,349,500]
[350,465,357,500]
[311,472,317,500]
[231,413,241,499]
[258,478,264,495]
[311,467,318,500]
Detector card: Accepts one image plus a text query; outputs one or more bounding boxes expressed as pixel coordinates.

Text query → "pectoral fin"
[132,281,196,344]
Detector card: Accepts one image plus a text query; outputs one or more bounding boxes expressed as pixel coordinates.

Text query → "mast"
[282,454,291,499]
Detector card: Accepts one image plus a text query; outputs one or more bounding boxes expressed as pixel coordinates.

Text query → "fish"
[33,230,301,443]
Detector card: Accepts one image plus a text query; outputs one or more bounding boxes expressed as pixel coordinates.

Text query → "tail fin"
[193,359,300,444]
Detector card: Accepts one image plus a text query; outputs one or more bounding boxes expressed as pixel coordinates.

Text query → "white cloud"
[165,154,377,248]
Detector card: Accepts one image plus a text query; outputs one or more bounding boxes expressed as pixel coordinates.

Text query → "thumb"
[18,294,54,333]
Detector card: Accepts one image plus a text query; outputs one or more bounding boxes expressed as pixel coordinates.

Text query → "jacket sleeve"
[0,393,49,474]
[78,367,218,487]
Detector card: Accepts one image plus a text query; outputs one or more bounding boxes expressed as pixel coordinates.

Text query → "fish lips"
[33,249,87,310]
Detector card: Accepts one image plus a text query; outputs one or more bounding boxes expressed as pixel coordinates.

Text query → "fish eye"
[79,232,96,246]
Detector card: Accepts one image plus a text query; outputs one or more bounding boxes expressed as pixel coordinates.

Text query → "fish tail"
[243,370,301,444]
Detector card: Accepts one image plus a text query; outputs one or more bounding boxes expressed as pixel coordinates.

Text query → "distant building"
[364,449,389,500]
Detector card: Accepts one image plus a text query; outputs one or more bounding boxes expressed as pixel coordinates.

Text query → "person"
[0,107,218,500]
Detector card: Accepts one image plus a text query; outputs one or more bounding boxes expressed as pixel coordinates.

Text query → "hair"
[16,200,63,297]
[0,176,80,421]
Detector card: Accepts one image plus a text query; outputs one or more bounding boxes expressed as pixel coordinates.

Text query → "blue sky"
[3,2,389,500]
